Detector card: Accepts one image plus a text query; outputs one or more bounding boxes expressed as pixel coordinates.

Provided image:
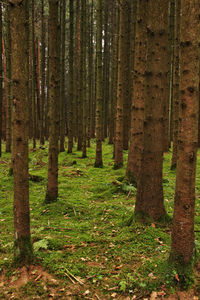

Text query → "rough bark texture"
[40,0,45,146]
[171,0,181,169]
[45,0,60,203]
[31,0,36,149]
[95,0,103,167]
[171,0,199,268]
[126,0,146,184]
[135,0,168,220]
[10,0,33,263]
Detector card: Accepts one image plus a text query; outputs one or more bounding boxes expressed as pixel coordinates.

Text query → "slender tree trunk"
[10,0,33,264]
[114,0,130,168]
[0,3,2,156]
[135,0,168,220]
[32,0,36,149]
[126,0,146,184]
[45,0,60,203]
[81,0,87,158]
[68,0,74,153]
[170,0,199,272]
[40,0,45,145]
[95,0,103,167]
[171,0,181,169]
[5,5,12,153]
[60,0,66,152]
[109,1,118,145]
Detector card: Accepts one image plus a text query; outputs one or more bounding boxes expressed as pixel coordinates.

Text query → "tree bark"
[10,0,33,264]
[170,0,200,271]
[45,0,60,203]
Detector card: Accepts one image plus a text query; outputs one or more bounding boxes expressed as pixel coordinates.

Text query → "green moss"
[14,236,33,266]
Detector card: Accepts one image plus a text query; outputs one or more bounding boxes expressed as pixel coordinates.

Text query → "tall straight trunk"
[122,1,131,151]
[0,3,2,156]
[169,0,175,144]
[126,0,146,184]
[36,39,43,144]
[10,0,33,264]
[45,29,50,140]
[5,5,12,153]
[87,1,94,147]
[170,0,199,271]
[32,0,36,149]
[81,0,87,158]
[171,0,181,169]
[45,0,60,203]
[68,0,74,153]
[109,1,118,145]
[77,0,82,151]
[60,0,66,152]
[114,0,130,168]
[40,0,45,145]
[95,0,103,167]
[135,0,168,220]
[102,1,109,140]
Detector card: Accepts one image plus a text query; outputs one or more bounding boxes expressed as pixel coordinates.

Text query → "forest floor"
[0,140,200,299]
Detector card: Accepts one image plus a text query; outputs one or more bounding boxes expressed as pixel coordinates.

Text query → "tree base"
[14,236,33,266]
[44,193,58,204]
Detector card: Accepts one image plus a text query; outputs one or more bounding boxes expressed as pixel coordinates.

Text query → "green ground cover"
[0,140,200,299]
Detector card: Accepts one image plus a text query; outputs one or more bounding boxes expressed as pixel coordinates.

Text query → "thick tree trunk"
[135,0,168,220]
[10,0,33,264]
[45,0,60,203]
[170,0,199,271]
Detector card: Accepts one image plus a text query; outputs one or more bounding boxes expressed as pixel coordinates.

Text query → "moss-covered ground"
[0,140,200,299]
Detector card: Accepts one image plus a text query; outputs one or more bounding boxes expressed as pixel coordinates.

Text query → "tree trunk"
[126,0,146,184]
[135,0,169,221]
[95,0,103,167]
[45,0,60,203]
[170,0,199,273]
[10,0,33,264]
[60,0,66,152]
[171,0,181,169]
[0,3,2,156]
[114,0,130,168]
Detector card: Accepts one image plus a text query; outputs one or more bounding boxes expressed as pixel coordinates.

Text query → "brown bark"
[60,0,66,152]
[95,0,103,167]
[10,0,33,263]
[114,0,130,168]
[68,0,73,153]
[171,0,181,169]
[126,0,146,184]
[135,0,168,220]
[45,0,60,203]
[171,0,200,267]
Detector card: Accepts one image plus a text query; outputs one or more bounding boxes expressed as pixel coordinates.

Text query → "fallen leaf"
[175,273,180,282]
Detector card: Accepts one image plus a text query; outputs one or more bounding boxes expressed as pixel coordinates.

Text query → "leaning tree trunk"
[135,0,169,221]
[45,0,60,203]
[95,0,103,167]
[10,0,33,264]
[170,0,199,275]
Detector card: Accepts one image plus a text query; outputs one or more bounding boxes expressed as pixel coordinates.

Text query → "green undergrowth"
[0,141,200,298]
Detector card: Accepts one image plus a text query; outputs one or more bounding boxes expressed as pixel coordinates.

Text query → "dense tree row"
[0,0,199,285]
